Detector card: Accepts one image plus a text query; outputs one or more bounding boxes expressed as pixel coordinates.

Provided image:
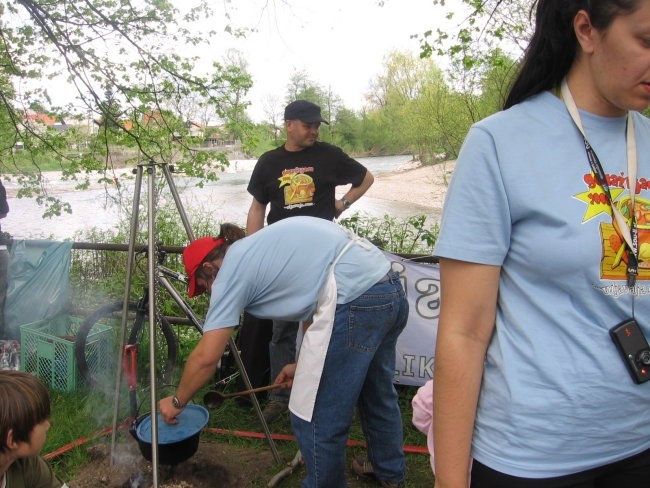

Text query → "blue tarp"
[4,240,72,339]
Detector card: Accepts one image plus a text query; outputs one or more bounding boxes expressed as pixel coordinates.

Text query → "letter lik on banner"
[383,251,439,387]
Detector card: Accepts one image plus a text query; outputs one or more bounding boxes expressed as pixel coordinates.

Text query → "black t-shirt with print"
[247,142,367,224]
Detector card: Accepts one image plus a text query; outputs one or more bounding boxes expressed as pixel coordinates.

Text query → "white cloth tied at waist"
[289,229,374,422]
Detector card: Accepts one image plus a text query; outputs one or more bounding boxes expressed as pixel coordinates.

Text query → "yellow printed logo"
[573,170,650,281]
[278,168,315,205]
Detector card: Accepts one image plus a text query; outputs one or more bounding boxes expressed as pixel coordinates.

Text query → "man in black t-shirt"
[245,100,374,423]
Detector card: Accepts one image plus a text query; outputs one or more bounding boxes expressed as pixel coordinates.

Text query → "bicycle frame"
[156,265,204,335]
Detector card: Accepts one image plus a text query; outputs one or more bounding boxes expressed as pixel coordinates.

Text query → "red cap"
[183,236,224,297]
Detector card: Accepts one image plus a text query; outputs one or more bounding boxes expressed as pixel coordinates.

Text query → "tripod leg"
[146,164,161,486]
[227,336,282,465]
[110,165,144,465]
[162,164,195,241]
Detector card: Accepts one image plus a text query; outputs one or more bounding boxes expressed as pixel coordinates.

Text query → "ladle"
[203,381,291,409]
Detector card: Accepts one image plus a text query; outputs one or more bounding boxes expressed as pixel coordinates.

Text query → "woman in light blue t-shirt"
[434,1,650,487]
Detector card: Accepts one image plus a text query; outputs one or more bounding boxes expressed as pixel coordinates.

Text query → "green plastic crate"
[19,314,112,392]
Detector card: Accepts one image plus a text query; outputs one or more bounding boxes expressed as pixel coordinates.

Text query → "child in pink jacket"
[411,379,435,473]
[411,379,472,483]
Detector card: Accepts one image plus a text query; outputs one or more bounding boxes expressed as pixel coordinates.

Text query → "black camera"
[610,319,650,384]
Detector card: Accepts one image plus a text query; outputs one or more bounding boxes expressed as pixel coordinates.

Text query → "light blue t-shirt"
[434,91,650,478]
[203,216,389,331]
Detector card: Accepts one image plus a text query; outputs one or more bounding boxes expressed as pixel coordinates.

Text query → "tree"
[417,0,534,70]
[364,51,451,161]
[285,70,323,104]
[1,0,253,215]
[285,70,329,113]
[261,94,283,144]
[283,70,347,142]
[331,108,363,152]
[386,1,531,160]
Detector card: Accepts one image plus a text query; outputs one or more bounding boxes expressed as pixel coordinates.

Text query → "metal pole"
[227,336,282,464]
[162,164,194,241]
[146,164,160,487]
[110,165,144,465]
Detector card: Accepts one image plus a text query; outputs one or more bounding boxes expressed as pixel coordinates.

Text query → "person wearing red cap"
[160,217,407,487]
[246,99,375,425]
[182,236,228,298]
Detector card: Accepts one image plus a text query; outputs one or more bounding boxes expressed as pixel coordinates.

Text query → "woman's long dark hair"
[504,0,640,109]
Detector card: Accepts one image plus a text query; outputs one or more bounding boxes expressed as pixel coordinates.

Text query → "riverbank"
[365,159,454,211]
[3,156,450,240]
[4,158,454,209]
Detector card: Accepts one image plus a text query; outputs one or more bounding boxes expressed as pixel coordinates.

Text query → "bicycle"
[74,245,202,390]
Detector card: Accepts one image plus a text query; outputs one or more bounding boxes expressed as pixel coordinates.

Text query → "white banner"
[383,251,440,387]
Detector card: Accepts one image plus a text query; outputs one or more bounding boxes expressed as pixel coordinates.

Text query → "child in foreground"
[0,370,68,488]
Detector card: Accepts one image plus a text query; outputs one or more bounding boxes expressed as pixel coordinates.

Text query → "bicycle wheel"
[127,304,179,388]
[75,301,179,388]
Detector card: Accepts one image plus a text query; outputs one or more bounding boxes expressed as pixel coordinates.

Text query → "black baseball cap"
[284,100,329,125]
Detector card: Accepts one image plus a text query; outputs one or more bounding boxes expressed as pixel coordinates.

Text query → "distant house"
[186,120,204,138]
[50,120,69,132]
[15,111,68,149]
[23,111,85,133]
[203,124,238,147]
[24,112,57,127]
[93,117,133,131]
[141,110,165,128]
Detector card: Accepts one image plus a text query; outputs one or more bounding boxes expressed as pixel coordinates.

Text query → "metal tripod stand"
[108,160,281,487]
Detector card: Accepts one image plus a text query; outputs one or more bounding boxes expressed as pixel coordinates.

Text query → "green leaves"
[3,0,254,218]
[419,0,534,72]
[339,213,439,254]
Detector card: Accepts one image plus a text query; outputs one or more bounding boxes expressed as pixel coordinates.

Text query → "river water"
[4,155,436,241]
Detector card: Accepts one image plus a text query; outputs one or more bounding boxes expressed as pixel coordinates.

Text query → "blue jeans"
[291,271,408,487]
[269,320,299,403]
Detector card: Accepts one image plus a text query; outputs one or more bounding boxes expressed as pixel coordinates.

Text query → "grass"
[44,366,434,486]
[3,151,77,173]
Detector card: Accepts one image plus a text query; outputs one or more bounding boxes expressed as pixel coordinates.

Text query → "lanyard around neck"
[560,78,639,286]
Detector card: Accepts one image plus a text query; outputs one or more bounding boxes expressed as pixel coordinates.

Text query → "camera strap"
[561,78,639,287]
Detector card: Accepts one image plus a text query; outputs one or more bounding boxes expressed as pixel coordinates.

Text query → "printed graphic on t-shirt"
[278,166,315,209]
[574,171,650,281]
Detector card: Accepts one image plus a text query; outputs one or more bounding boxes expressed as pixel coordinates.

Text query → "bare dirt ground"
[366,160,455,211]
[67,438,277,488]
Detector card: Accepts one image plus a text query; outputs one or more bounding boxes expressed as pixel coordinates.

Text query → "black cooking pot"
[131,404,209,465]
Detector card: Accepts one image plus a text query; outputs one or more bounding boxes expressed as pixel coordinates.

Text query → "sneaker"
[351,456,404,487]
[351,455,374,478]
[262,400,288,424]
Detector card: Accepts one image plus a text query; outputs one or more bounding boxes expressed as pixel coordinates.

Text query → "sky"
[30,0,464,124]
[178,0,462,122]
